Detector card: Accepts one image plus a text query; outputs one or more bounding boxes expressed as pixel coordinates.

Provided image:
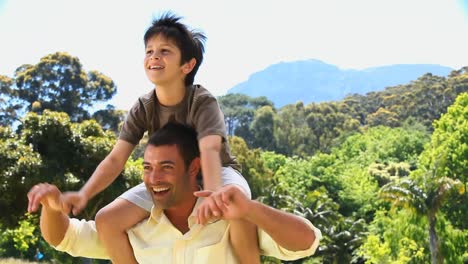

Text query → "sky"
[0,0,467,111]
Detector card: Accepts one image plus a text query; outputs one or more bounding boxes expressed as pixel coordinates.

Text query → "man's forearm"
[245,201,316,251]
[40,206,70,246]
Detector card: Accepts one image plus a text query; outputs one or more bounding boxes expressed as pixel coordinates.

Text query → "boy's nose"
[150,53,160,60]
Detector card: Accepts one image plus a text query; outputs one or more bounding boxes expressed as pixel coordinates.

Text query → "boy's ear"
[182,58,197,74]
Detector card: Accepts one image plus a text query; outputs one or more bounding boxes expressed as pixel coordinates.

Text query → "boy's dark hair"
[144,12,206,86]
[146,122,200,169]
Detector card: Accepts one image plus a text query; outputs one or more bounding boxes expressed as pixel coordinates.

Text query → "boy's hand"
[61,191,89,216]
[194,190,224,225]
[194,185,251,222]
[27,183,63,213]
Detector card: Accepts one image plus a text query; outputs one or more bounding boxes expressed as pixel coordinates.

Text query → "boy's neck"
[155,82,187,106]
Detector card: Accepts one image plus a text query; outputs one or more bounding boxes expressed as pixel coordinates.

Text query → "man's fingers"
[29,185,48,212]
[193,190,213,197]
[72,205,83,216]
[207,198,221,217]
[212,195,228,214]
[221,191,231,206]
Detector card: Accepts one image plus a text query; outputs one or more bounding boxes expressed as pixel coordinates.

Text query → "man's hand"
[27,183,63,213]
[61,191,89,216]
[194,185,251,223]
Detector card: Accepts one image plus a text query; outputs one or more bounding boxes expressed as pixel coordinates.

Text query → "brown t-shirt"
[119,85,240,171]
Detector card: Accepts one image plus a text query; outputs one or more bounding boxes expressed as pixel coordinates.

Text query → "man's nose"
[146,170,162,183]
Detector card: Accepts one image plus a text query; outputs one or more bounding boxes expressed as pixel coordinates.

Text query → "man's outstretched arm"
[194,185,320,252]
[28,183,70,246]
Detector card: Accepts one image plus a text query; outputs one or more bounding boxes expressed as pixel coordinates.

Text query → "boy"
[62,13,260,264]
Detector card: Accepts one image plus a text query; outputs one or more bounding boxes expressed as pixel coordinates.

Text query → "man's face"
[144,34,189,87]
[143,144,194,209]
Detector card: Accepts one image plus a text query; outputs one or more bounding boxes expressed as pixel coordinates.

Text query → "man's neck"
[155,81,187,106]
[164,196,198,234]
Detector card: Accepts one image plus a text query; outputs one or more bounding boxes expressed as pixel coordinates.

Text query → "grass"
[0,259,45,264]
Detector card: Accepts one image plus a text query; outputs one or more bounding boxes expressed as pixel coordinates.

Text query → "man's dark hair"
[144,12,206,86]
[147,122,200,169]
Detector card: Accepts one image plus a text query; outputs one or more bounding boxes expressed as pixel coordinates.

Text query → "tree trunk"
[428,213,443,264]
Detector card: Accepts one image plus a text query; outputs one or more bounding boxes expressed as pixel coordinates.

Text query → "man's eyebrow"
[142,160,175,165]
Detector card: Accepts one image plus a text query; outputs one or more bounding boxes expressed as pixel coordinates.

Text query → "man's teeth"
[150,66,163,69]
[153,187,170,192]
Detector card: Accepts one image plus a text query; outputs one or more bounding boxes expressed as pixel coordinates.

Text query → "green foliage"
[92,104,126,134]
[358,209,428,264]
[0,110,133,224]
[0,215,38,259]
[218,93,273,141]
[0,127,42,226]
[250,105,276,151]
[275,102,314,157]
[2,52,117,122]
[228,136,273,198]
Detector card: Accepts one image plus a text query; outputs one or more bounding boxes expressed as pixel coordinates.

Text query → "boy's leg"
[222,167,260,264]
[95,183,151,264]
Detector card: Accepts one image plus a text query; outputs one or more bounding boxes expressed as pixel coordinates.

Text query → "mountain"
[227,59,453,107]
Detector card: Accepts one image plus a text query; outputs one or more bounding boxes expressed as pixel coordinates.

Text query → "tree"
[275,102,313,156]
[218,93,273,143]
[228,136,273,198]
[250,105,276,150]
[379,175,463,264]
[5,52,117,121]
[0,110,142,225]
[92,104,127,134]
[0,75,22,126]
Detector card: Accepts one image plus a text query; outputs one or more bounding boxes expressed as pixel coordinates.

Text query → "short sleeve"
[192,95,227,141]
[119,99,147,145]
[55,219,109,259]
[258,218,322,260]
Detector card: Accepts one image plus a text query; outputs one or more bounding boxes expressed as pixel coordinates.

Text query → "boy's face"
[144,34,192,87]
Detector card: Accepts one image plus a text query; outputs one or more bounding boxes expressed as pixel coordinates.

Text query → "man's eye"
[162,165,173,170]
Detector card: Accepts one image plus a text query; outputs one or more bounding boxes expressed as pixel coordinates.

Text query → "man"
[28,122,322,263]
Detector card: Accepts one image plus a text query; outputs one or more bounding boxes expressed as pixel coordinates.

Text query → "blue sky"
[0,0,467,111]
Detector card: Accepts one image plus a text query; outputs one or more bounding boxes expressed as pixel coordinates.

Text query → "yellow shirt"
[56,198,322,263]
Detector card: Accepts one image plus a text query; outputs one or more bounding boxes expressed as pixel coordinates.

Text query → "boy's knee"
[95,205,115,231]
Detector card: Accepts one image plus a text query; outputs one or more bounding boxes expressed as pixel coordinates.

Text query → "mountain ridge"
[228,60,453,107]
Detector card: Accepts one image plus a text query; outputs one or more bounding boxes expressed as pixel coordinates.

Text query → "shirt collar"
[147,196,205,228]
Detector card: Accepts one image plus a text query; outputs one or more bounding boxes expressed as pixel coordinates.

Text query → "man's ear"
[182,58,196,74]
[188,157,201,178]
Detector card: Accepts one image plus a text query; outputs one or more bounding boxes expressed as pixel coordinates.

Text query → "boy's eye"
[161,49,170,54]
[145,50,153,56]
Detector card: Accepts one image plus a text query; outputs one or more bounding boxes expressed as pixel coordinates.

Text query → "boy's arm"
[198,135,223,190]
[62,140,135,214]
